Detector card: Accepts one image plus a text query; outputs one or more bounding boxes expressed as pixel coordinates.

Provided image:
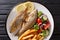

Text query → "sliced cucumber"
[40,30,49,37]
[34,24,39,30]
[38,11,43,17]
[42,15,48,22]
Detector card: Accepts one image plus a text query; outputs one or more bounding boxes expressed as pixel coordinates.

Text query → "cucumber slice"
[42,15,48,22]
[40,30,49,37]
[34,24,39,30]
[38,11,43,17]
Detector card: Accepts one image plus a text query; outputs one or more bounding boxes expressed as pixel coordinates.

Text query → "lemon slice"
[16,2,35,13]
[16,3,26,13]
[24,2,35,13]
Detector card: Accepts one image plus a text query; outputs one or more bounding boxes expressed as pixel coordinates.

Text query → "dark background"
[0,0,60,40]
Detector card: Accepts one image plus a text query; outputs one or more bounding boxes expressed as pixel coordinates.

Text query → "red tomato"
[36,18,42,26]
[43,22,50,30]
[37,29,42,33]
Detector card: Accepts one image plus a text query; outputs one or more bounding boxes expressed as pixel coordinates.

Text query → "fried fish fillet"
[10,10,27,35]
[17,9,37,36]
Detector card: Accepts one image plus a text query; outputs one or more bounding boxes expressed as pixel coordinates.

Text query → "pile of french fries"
[18,29,44,40]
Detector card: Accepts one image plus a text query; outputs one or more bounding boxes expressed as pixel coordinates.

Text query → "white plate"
[6,2,54,40]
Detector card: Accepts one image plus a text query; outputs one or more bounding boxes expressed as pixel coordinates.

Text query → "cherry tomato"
[37,29,42,33]
[43,21,50,30]
[37,28,43,33]
[36,18,42,26]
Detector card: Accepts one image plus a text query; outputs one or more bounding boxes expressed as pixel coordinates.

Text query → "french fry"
[32,35,37,40]
[18,29,30,40]
[33,35,37,39]
[23,34,34,40]
[39,37,44,40]
[18,29,36,40]
[28,38,32,40]
[32,38,37,40]
[37,34,42,40]
[28,29,37,35]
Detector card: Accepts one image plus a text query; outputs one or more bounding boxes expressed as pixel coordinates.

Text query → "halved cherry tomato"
[43,21,50,30]
[36,18,42,26]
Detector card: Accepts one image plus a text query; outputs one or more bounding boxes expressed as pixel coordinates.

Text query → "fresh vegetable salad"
[34,11,50,38]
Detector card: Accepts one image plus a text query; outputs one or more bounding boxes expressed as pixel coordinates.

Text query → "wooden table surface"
[0,0,60,40]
